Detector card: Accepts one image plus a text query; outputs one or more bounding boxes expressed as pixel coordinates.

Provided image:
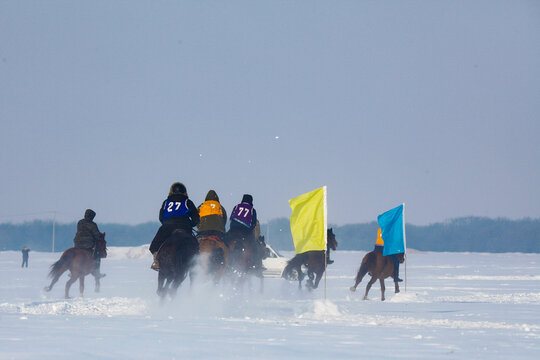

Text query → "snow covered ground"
[1,246,539,359]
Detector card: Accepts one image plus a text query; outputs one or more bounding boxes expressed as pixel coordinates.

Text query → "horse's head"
[96,232,107,258]
[327,228,338,251]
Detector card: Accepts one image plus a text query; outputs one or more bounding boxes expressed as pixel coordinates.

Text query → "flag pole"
[402,203,407,292]
[323,186,328,301]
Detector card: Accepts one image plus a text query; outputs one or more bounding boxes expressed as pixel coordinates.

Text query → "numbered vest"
[199,200,223,218]
[375,228,384,246]
[162,199,189,220]
[230,203,253,228]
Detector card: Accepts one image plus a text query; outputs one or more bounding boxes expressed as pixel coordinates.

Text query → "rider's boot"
[151,252,160,271]
[392,255,403,282]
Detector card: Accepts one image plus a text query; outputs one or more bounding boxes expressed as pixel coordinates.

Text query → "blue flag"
[378,204,406,256]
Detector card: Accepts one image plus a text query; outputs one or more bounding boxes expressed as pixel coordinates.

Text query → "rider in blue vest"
[149,182,200,270]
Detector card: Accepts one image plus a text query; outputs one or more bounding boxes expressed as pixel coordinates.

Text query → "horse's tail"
[282,253,307,279]
[48,249,75,279]
[354,251,375,284]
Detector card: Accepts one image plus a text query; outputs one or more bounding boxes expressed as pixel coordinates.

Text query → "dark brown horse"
[349,250,405,301]
[156,230,199,299]
[282,228,338,290]
[197,234,229,284]
[226,232,267,290]
[44,233,107,298]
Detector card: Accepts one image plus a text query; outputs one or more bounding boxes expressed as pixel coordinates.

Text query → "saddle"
[197,235,224,244]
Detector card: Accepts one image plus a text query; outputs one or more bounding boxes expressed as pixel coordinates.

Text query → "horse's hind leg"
[297,266,304,289]
[44,273,61,292]
[379,278,386,301]
[44,264,69,292]
[65,274,78,299]
[312,271,323,290]
[363,276,377,300]
[350,262,368,292]
[306,270,315,290]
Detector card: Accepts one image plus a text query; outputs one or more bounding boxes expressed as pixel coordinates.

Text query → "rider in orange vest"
[374,227,403,282]
[197,190,227,240]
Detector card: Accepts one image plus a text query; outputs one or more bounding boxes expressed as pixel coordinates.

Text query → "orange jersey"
[199,200,223,217]
[375,228,384,246]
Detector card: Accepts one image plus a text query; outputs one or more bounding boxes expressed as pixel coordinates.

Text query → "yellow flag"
[289,186,327,254]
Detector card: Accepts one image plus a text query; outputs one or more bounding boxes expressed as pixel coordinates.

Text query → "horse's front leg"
[79,275,85,297]
[363,276,377,300]
[379,278,386,301]
[157,272,166,298]
[94,274,101,293]
[65,274,78,299]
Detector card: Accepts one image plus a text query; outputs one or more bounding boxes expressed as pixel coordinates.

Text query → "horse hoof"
[363,296,368,300]
[43,286,50,292]
[382,298,385,301]
[349,286,356,292]
[395,289,400,294]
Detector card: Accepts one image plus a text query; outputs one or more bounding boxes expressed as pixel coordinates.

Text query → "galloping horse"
[44,233,107,298]
[197,234,229,284]
[226,232,266,290]
[282,228,338,290]
[156,230,199,299]
[349,250,405,301]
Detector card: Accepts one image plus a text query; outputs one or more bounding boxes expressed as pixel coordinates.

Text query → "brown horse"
[44,233,107,299]
[156,230,199,299]
[197,234,229,284]
[226,232,267,290]
[282,228,338,290]
[349,250,405,301]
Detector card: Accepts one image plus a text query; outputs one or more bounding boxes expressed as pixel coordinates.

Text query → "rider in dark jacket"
[73,209,105,278]
[74,209,102,250]
[149,182,200,270]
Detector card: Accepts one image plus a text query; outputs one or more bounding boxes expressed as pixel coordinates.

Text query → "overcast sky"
[1,1,539,226]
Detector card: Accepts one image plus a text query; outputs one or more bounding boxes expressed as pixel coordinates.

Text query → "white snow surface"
[1,247,539,359]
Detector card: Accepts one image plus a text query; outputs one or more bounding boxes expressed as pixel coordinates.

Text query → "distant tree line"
[0,217,538,253]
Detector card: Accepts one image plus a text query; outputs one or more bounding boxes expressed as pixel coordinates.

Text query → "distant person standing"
[21,246,30,268]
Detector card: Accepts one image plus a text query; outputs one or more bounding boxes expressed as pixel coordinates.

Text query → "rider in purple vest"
[149,182,200,270]
[228,194,265,271]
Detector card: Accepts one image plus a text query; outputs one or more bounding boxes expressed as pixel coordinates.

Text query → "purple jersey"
[230,203,254,228]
